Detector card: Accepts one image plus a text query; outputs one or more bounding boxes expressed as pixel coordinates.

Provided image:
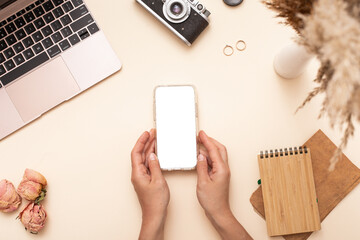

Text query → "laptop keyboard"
[0,0,100,87]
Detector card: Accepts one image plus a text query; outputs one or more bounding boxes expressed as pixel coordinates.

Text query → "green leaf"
[35,188,47,204]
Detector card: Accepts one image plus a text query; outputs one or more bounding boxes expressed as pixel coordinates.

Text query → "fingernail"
[149,153,157,161]
[198,154,205,162]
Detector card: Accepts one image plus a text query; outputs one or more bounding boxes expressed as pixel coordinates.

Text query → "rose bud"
[17,169,47,201]
[0,179,22,213]
[18,202,47,234]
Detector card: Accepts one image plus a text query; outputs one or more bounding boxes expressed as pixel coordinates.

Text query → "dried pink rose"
[0,179,22,213]
[17,169,47,201]
[18,202,47,234]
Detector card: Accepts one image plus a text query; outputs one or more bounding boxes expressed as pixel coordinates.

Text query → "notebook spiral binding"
[259,146,308,159]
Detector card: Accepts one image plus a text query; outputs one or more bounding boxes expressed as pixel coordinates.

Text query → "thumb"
[197,154,210,182]
[148,153,163,181]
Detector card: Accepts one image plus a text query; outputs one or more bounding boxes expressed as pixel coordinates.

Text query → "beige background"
[1,0,360,239]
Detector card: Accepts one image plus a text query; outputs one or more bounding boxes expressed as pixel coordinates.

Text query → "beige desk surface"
[1,0,360,239]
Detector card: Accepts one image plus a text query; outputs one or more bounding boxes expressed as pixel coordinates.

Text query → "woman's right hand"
[196,130,253,240]
[196,130,232,218]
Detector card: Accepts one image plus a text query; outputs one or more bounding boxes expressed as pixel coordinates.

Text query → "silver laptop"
[0,0,122,140]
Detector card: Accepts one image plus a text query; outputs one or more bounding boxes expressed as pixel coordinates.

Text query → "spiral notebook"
[258,147,321,236]
[251,130,360,240]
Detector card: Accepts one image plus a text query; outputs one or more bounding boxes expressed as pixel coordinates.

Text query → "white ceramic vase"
[273,43,314,79]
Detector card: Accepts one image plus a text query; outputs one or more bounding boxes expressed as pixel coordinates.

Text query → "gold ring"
[223,45,234,56]
[236,40,246,51]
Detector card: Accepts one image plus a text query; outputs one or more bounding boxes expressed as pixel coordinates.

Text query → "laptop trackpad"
[6,57,80,123]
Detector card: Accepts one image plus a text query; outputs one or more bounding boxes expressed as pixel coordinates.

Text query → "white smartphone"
[154,85,198,171]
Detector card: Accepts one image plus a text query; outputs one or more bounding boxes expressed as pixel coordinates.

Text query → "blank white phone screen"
[155,86,197,170]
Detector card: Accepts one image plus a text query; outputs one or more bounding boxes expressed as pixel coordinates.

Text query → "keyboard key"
[0,20,6,27]
[16,10,26,17]
[4,59,15,71]
[78,28,89,40]
[26,4,36,11]
[70,14,93,32]
[60,26,72,37]
[87,23,99,34]
[47,44,61,57]
[5,34,16,46]
[41,25,53,37]
[0,28,7,38]
[4,48,15,59]
[51,20,62,31]
[70,5,88,20]
[0,40,7,51]
[5,23,16,34]
[34,6,45,17]
[71,0,83,8]
[23,36,34,48]
[53,6,64,18]
[68,33,80,45]
[62,1,74,12]
[51,32,62,43]
[60,14,71,26]
[32,31,44,42]
[0,53,5,63]
[6,34,17,47]
[14,54,25,65]
[15,29,26,40]
[24,23,36,34]
[24,12,36,23]
[52,0,64,6]
[14,17,26,28]
[24,48,35,60]
[13,42,25,53]
[44,12,55,24]
[0,52,50,86]
[43,1,54,12]
[42,37,53,48]
[0,65,6,75]
[34,18,45,29]
[32,43,44,54]
[7,15,16,22]
[59,39,70,51]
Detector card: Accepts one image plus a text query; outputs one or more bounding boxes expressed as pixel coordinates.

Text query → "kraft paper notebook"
[250,130,360,240]
[258,147,321,236]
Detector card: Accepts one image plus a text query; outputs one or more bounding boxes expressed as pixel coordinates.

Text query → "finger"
[150,128,156,137]
[144,139,156,168]
[198,134,203,144]
[208,137,228,163]
[196,154,210,182]
[148,153,164,181]
[199,145,211,167]
[145,129,156,153]
[199,146,209,159]
[144,129,156,167]
[143,129,155,159]
[142,129,156,160]
[199,131,224,167]
[131,131,150,168]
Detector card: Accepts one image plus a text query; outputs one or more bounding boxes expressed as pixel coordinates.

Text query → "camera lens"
[163,0,191,23]
[197,4,203,10]
[170,2,183,16]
